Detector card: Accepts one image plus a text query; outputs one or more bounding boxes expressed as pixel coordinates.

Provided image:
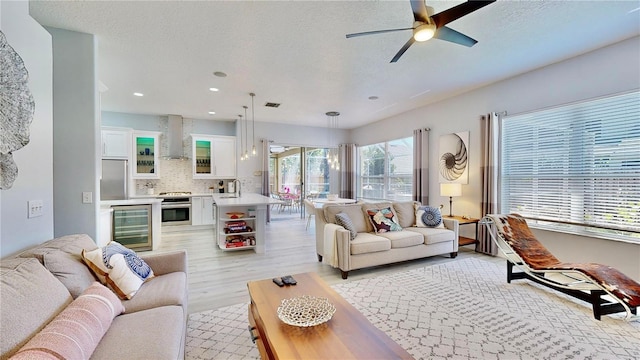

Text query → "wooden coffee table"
[247,272,413,359]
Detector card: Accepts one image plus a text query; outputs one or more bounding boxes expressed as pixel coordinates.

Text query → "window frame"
[358,136,413,202]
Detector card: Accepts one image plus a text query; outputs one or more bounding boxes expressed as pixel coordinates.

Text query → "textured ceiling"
[29,1,640,129]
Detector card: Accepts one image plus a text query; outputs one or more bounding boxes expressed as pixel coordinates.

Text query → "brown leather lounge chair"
[482,213,640,320]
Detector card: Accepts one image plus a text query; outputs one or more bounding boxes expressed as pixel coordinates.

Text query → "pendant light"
[238,114,245,161]
[250,93,257,156]
[325,111,340,171]
[243,105,249,160]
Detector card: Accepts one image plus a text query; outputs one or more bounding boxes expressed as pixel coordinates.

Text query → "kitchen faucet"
[232,179,241,197]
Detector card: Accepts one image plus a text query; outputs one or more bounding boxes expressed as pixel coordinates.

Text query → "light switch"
[82,192,93,204]
[28,200,44,218]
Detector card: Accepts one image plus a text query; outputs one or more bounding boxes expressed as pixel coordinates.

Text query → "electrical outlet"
[28,200,44,218]
[82,192,93,204]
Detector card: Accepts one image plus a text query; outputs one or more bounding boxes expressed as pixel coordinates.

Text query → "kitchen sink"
[219,195,238,198]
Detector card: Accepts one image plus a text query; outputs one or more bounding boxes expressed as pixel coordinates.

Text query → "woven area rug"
[186,258,640,359]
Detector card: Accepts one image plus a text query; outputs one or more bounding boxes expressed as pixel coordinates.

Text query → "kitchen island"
[212,193,282,253]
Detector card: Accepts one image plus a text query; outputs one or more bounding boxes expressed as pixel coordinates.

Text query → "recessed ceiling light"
[209,87,219,92]
[368,96,379,100]
[133,92,144,97]
[208,111,216,115]
[213,71,227,77]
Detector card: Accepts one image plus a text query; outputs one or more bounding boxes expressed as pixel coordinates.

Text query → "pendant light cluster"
[326,111,340,171]
[240,93,258,161]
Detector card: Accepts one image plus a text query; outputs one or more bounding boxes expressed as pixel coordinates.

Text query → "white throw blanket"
[323,223,342,268]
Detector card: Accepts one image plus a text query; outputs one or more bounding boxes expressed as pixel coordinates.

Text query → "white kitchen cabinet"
[132,131,161,179]
[101,127,131,159]
[191,196,214,225]
[191,135,236,179]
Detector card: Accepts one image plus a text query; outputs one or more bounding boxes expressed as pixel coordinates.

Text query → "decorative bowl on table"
[226,212,245,219]
[277,295,336,327]
[327,194,338,201]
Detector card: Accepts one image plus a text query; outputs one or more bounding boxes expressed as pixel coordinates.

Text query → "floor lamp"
[440,183,462,217]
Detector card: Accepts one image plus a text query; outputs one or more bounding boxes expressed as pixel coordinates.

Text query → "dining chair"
[303,198,316,230]
[278,193,294,214]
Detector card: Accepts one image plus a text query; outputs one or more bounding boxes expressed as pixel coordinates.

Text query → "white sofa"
[315,201,459,279]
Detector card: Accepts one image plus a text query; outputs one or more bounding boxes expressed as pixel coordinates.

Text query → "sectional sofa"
[0,234,188,360]
[315,201,459,279]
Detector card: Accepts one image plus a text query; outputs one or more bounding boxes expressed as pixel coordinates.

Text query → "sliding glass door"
[269,145,332,219]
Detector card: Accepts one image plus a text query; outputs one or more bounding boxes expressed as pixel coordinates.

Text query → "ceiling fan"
[346,0,496,63]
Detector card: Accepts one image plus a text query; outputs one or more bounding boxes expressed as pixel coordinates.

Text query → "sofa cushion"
[361,202,394,232]
[350,233,391,255]
[392,201,417,228]
[43,250,98,298]
[415,204,445,228]
[335,212,357,240]
[17,233,98,264]
[366,207,402,233]
[377,230,425,249]
[11,282,124,360]
[91,306,184,360]
[323,203,368,233]
[406,227,455,245]
[0,258,72,359]
[82,242,155,300]
[122,271,187,314]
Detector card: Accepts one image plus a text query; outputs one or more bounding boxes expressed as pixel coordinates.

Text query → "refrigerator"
[101,159,129,200]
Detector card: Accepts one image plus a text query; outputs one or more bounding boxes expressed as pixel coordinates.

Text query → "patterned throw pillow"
[11,282,124,360]
[82,242,154,299]
[366,207,402,233]
[415,205,444,228]
[335,212,358,240]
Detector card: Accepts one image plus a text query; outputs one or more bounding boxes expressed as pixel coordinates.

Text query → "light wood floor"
[145,210,499,314]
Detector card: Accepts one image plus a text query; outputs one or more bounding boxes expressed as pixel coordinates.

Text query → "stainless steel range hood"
[166,115,189,160]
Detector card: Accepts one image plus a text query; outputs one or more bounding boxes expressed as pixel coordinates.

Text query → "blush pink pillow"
[10,282,124,359]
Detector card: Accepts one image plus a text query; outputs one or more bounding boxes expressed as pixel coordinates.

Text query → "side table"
[444,215,479,246]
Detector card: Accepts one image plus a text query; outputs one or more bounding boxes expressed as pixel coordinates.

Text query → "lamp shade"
[440,183,462,197]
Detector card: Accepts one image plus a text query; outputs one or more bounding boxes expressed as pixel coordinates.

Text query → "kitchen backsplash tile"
[134,158,260,195]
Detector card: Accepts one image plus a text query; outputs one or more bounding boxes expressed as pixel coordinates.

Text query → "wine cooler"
[112,204,153,251]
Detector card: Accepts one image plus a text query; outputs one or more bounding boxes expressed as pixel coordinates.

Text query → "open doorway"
[268,145,333,222]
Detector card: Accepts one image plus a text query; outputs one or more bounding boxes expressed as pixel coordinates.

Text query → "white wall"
[48,27,100,239]
[350,36,640,280]
[0,1,54,257]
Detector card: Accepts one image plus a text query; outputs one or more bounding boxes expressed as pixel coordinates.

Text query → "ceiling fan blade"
[346,27,414,39]
[434,26,478,47]
[390,37,416,63]
[410,0,429,23]
[431,0,495,28]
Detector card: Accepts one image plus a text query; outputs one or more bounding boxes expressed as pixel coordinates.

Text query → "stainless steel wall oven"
[160,196,191,226]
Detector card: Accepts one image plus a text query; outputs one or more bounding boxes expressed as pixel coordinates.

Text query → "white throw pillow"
[82,242,154,299]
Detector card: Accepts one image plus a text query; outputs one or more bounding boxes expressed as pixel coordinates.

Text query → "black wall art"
[438,131,469,184]
[0,30,35,190]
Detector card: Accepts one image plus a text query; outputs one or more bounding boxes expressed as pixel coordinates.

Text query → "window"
[501,91,640,242]
[358,137,413,201]
[305,148,330,197]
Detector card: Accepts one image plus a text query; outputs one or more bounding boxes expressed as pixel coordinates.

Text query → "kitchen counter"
[129,193,216,199]
[212,193,282,206]
[101,198,164,206]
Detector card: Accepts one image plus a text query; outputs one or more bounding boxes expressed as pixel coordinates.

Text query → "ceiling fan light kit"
[413,22,436,42]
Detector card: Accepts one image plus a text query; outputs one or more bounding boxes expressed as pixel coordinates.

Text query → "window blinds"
[501,91,640,239]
